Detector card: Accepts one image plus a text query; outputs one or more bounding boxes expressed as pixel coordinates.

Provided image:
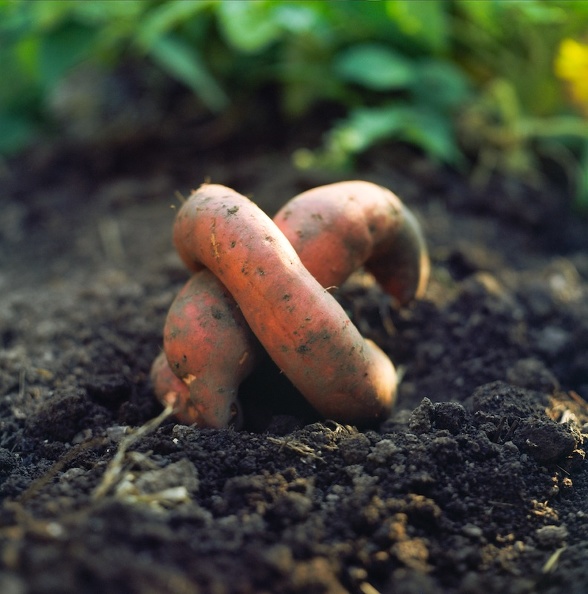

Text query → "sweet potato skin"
[150,350,195,423]
[273,181,429,304]
[171,184,396,425]
[162,269,262,428]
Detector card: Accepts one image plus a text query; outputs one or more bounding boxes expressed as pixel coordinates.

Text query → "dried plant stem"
[92,405,174,500]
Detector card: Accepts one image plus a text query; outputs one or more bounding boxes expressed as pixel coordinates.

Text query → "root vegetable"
[150,350,194,421]
[161,270,263,428]
[169,183,397,426]
[273,180,429,303]
[153,181,429,428]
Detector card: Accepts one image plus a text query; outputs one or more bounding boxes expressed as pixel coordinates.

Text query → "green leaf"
[14,35,40,79]
[0,113,36,155]
[509,0,567,24]
[328,104,461,165]
[73,0,147,23]
[0,44,36,106]
[334,44,415,91]
[216,0,282,53]
[148,34,228,111]
[329,104,412,154]
[28,0,76,30]
[272,3,325,35]
[385,0,449,53]
[400,108,462,164]
[454,0,503,35]
[411,59,471,111]
[575,140,588,211]
[137,0,214,49]
[38,22,97,88]
[0,1,31,37]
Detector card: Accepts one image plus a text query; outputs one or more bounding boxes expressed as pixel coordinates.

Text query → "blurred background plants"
[1,0,588,208]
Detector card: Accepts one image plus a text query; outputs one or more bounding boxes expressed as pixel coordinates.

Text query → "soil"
[0,114,587,594]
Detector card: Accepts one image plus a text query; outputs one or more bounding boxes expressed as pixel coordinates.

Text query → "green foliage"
[296,52,469,169]
[334,45,416,91]
[147,34,228,111]
[1,0,588,210]
[578,142,588,211]
[385,0,449,53]
[450,0,588,208]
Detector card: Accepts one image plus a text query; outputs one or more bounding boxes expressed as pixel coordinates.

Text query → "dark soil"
[0,119,587,594]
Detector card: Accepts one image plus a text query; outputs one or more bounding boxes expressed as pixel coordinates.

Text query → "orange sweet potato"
[273,180,429,304]
[170,183,397,425]
[161,269,263,428]
[150,350,194,422]
[153,181,429,427]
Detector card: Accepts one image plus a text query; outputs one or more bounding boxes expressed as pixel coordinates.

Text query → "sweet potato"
[273,180,429,304]
[150,350,194,422]
[153,181,429,427]
[161,269,263,428]
[169,183,397,425]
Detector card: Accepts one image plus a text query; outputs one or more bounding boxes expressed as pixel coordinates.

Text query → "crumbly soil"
[0,124,587,594]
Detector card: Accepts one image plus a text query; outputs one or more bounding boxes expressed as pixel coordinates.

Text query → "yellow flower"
[555,38,588,113]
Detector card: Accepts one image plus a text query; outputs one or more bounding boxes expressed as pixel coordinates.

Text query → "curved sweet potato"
[154,181,429,427]
[161,269,263,428]
[273,180,429,304]
[170,183,397,425]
